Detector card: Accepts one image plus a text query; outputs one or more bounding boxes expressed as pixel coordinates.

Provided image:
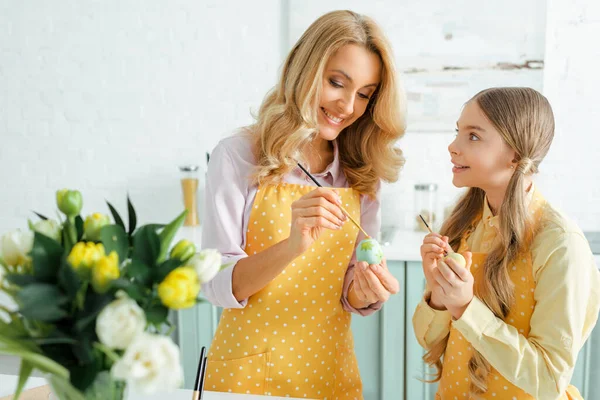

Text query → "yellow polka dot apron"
[206,183,364,399]
[437,200,583,399]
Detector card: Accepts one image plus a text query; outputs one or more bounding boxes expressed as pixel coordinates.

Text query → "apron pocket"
[205,351,271,394]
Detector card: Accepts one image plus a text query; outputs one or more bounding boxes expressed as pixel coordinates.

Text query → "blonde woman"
[201,10,405,397]
[413,87,600,399]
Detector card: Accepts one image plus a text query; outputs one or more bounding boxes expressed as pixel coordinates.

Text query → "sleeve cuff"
[452,296,497,342]
[413,293,452,344]
[201,263,248,309]
[340,264,383,316]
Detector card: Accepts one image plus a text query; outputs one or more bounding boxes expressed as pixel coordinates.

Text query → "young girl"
[413,87,600,399]
[201,11,404,398]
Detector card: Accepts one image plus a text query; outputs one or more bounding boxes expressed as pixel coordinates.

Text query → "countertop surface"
[176,226,600,264]
[0,374,308,399]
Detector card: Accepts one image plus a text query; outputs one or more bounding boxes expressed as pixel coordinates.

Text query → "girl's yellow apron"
[205,183,364,399]
[437,196,583,399]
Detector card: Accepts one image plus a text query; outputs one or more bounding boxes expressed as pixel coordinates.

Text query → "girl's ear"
[510,151,519,167]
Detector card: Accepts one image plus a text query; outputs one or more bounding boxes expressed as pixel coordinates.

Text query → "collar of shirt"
[482,183,537,230]
[294,139,341,183]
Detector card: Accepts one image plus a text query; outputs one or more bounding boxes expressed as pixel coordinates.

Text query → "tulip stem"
[93,342,120,363]
[67,217,77,246]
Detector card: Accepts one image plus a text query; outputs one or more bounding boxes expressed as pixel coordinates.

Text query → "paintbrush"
[297,163,371,239]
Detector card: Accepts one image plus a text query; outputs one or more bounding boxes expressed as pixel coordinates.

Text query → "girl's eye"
[358,92,370,100]
[469,133,480,141]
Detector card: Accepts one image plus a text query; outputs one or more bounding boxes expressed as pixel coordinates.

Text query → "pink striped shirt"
[200,131,382,316]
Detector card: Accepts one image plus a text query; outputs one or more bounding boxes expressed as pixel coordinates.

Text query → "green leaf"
[83,370,125,400]
[153,258,183,283]
[74,292,112,333]
[31,232,64,281]
[72,336,94,365]
[145,303,169,325]
[127,195,137,235]
[157,210,187,263]
[5,273,39,287]
[145,223,166,231]
[32,211,49,220]
[0,338,68,379]
[32,337,78,346]
[99,224,128,263]
[110,278,145,301]
[0,319,29,340]
[13,359,34,399]
[17,284,68,322]
[132,226,161,267]
[126,258,151,285]
[48,374,85,400]
[75,215,84,241]
[105,200,125,231]
[58,261,81,300]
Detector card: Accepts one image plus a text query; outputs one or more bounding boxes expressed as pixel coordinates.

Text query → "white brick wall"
[0,0,597,240]
[538,0,600,231]
[0,0,282,233]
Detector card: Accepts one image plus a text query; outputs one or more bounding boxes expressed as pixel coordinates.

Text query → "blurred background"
[0,0,598,235]
[1,1,599,398]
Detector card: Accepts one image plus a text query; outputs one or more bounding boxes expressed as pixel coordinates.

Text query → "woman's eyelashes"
[328,78,371,100]
[329,78,343,88]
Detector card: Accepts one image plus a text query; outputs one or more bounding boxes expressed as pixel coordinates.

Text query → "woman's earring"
[510,165,515,169]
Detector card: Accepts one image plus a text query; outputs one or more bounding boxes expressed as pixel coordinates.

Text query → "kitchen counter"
[0,374,308,400]
[175,226,426,263]
[175,227,600,266]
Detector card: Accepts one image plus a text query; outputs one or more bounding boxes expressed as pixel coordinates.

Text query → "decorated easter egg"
[356,238,383,265]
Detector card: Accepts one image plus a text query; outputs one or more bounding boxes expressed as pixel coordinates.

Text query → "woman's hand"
[351,258,399,307]
[287,188,347,256]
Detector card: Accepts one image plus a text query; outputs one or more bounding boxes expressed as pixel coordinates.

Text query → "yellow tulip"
[157,267,200,309]
[67,242,105,278]
[92,251,120,293]
[169,239,196,263]
[84,213,111,242]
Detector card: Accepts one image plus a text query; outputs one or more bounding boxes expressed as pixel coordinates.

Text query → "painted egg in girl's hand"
[444,252,466,268]
[356,238,383,265]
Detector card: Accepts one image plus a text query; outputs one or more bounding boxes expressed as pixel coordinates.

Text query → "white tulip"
[96,291,146,350]
[32,219,62,243]
[111,333,183,394]
[188,249,221,283]
[0,230,34,267]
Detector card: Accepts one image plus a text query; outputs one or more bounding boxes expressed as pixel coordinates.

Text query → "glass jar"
[414,183,438,232]
[180,165,200,226]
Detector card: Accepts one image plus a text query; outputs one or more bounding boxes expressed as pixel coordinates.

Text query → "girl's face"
[448,101,517,193]
[317,44,381,141]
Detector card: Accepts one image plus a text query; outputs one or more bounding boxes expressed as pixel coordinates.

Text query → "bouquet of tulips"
[0,189,222,399]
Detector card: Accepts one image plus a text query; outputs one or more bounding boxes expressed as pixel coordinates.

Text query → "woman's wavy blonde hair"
[248,10,405,197]
[423,87,555,397]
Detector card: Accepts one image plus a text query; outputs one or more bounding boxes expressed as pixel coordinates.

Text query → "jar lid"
[415,183,438,191]
[179,165,200,172]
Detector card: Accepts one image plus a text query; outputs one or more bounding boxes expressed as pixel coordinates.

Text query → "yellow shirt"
[412,189,600,398]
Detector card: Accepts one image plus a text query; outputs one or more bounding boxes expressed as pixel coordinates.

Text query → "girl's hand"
[420,233,451,309]
[287,188,347,256]
[432,251,474,319]
[352,258,399,306]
